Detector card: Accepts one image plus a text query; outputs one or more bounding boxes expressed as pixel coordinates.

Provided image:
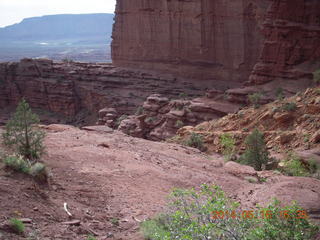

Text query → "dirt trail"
[0,124,319,239]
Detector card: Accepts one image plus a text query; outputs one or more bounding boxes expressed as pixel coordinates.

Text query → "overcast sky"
[0,0,116,27]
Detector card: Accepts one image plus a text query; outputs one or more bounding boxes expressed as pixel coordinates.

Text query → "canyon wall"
[0,59,209,124]
[112,0,320,84]
[112,0,268,83]
[249,0,320,84]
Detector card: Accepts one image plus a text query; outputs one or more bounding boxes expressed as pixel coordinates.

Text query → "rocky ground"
[0,124,319,239]
[176,87,320,159]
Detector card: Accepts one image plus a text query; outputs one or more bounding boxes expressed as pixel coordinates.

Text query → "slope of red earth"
[0,124,319,239]
[177,87,320,157]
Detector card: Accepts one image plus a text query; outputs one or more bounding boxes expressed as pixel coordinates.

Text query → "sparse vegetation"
[2,154,49,182]
[174,120,184,128]
[275,87,284,100]
[219,133,236,161]
[29,162,48,182]
[111,218,119,226]
[239,129,270,171]
[283,157,309,177]
[86,235,97,240]
[141,185,319,240]
[1,99,49,182]
[185,133,206,151]
[281,102,297,112]
[10,218,25,235]
[303,133,310,143]
[3,154,30,173]
[2,99,45,160]
[313,69,320,84]
[248,92,262,109]
[281,153,319,178]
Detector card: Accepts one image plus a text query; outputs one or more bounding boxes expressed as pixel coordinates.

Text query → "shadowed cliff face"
[249,0,320,84]
[112,0,320,84]
[112,0,269,82]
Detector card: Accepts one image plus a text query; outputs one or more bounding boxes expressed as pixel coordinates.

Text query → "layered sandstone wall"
[0,59,209,124]
[112,0,320,84]
[249,0,320,84]
[112,0,269,82]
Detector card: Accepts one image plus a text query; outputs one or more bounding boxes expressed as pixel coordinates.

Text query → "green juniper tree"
[2,99,45,160]
[239,129,270,171]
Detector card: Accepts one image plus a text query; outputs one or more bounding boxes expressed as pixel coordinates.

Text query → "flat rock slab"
[81,125,114,133]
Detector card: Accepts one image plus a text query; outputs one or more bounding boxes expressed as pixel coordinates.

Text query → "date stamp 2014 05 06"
[211,210,308,220]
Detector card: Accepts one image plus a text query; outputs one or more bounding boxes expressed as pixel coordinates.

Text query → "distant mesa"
[0,13,114,62]
[0,13,114,41]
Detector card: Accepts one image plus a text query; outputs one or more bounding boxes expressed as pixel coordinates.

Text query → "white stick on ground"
[63,202,72,217]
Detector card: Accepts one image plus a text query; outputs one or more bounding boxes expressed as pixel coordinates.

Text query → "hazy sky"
[0,0,116,27]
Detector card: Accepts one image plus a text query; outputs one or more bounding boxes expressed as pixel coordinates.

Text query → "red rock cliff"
[249,0,320,84]
[112,0,320,84]
[112,0,268,82]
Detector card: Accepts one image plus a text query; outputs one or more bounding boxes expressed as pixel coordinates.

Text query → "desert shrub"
[29,162,48,183]
[111,218,119,226]
[3,154,30,173]
[141,185,318,240]
[10,218,25,235]
[282,153,310,177]
[2,99,45,160]
[220,133,236,161]
[174,120,184,128]
[303,133,311,143]
[239,129,270,171]
[313,69,320,84]
[250,199,319,240]
[248,92,262,109]
[281,102,297,112]
[275,87,284,100]
[185,133,206,151]
[141,185,248,240]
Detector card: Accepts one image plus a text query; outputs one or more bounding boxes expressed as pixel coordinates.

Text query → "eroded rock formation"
[98,92,240,140]
[0,58,209,124]
[249,0,320,84]
[112,0,320,84]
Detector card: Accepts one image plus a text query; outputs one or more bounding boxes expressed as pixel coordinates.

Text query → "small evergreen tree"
[220,133,236,161]
[239,129,270,171]
[2,99,45,160]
